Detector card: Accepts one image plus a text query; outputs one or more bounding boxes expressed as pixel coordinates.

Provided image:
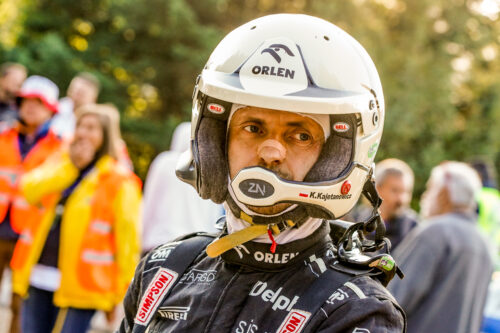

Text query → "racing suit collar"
[223,202,324,244]
[220,221,331,272]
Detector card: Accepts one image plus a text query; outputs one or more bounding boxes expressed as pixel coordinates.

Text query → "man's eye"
[294,132,311,141]
[243,125,260,133]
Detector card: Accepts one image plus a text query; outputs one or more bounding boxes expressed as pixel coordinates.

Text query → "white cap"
[17,75,59,113]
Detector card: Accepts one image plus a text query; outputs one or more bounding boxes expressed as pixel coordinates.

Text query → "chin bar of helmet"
[231,164,370,220]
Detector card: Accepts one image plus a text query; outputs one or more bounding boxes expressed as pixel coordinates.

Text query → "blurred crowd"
[347,158,500,333]
[0,60,499,333]
[0,63,221,333]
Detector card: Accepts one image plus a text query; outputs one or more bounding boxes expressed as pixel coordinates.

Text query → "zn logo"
[239,179,275,199]
[248,182,266,196]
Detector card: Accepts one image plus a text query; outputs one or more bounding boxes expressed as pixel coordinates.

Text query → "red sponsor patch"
[134,268,178,326]
[299,193,309,198]
[277,310,311,333]
[207,103,225,114]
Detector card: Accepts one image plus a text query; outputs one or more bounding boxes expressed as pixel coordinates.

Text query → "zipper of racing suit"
[144,318,160,333]
[203,266,244,333]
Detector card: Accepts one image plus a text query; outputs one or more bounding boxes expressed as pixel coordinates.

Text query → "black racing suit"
[119,222,406,333]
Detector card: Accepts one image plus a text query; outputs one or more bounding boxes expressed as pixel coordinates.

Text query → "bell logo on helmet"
[239,179,275,199]
[333,122,350,133]
[207,103,225,114]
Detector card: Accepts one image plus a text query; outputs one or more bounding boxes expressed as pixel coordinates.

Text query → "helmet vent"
[323,35,330,41]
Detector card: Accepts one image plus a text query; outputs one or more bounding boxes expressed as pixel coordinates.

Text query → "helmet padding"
[197,116,229,203]
[304,114,356,183]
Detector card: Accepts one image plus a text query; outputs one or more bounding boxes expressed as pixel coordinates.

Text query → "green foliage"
[0,0,499,205]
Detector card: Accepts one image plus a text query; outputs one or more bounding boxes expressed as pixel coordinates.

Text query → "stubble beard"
[246,164,294,215]
[247,202,292,215]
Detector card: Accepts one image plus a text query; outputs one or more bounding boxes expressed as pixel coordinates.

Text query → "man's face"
[228,106,324,214]
[67,77,98,109]
[19,98,53,129]
[0,68,26,102]
[377,174,412,221]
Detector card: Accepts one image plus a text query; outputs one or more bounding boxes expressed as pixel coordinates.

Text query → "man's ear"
[435,186,452,215]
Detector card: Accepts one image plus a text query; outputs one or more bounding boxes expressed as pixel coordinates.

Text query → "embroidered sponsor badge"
[249,281,300,312]
[158,306,190,321]
[179,269,217,285]
[277,309,311,333]
[148,242,179,263]
[134,268,178,326]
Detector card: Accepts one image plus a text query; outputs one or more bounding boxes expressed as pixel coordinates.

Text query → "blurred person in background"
[470,158,500,265]
[388,161,493,333]
[51,72,134,170]
[349,158,418,251]
[141,122,222,253]
[374,158,418,250]
[0,75,63,333]
[0,63,27,130]
[10,104,142,333]
[51,72,100,140]
[469,158,500,332]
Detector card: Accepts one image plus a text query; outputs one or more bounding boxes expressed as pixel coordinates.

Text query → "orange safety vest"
[0,128,62,233]
[11,161,139,294]
[76,170,127,293]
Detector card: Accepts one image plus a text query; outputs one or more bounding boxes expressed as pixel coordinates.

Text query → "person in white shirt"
[51,72,99,139]
[141,122,223,252]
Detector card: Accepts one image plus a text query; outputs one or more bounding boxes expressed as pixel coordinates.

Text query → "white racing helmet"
[177,13,384,228]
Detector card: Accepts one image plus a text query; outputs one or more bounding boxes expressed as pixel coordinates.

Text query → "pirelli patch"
[134,268,178,326]
[277,309,311,333]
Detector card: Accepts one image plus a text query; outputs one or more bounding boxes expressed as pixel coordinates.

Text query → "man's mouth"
[260,165,293,181]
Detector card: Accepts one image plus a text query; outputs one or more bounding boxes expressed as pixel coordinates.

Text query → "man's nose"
[396,192,409,207]
[257,139,286,166]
